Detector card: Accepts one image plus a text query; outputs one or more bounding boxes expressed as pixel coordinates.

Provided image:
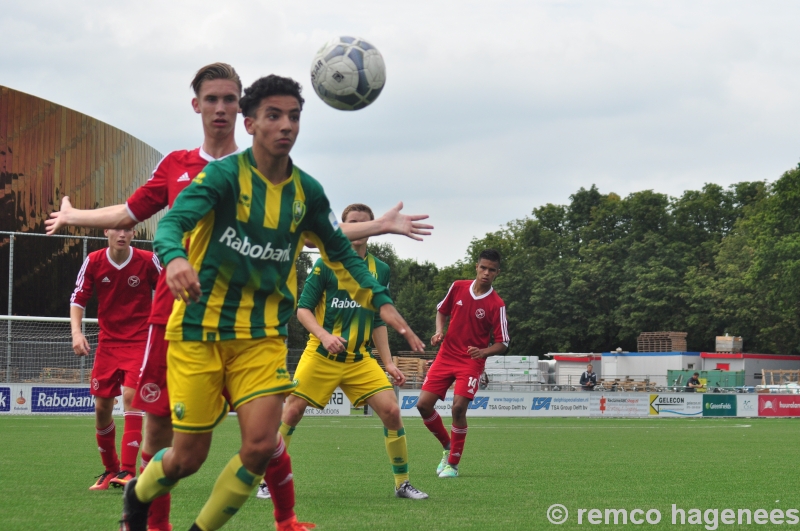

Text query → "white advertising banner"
[736,394,758,417]
[399,390,590,417]
[647,393,703,417]
[591,393,650,417]
[529,394,590,416]
[302,388,352,416]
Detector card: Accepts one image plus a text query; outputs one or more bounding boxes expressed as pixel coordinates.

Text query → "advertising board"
[758,394,800,417]
[302,388,351,416]
[591,393,650,416]
[702,394,737,417]
[648,393,703,416]
[736,395,758,417]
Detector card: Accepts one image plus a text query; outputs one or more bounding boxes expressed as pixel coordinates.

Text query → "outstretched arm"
[46,196,136,234]
[339,202,433,242]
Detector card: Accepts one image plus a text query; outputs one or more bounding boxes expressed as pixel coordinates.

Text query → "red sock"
[96,421,119,472]
[448,425,467,466]
[142,451,172,531]
[121,412,144,473]
[422,411,451,449]
[264,436,295,523]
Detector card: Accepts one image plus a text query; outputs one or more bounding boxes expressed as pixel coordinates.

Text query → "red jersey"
[125,147,239,325]
[436,280,509,359]
[70,247,161,344]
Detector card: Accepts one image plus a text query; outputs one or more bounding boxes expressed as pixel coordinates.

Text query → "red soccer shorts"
[90,341,146,398]
[131,324,170,416]
[421,354,484,401]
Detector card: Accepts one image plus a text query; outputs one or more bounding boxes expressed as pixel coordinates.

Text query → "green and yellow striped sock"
[195,453,263,531]
[384,427,409,488]
[134,448,178,502]
[279,422,296,448]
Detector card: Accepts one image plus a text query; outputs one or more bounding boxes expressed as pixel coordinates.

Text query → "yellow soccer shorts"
[167,337,296,432]
[292,350,393,409]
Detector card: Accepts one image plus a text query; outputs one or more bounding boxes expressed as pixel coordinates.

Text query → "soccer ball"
[310,36,386,111]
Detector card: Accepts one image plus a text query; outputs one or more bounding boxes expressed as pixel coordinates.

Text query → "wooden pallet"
[637,332,688,352]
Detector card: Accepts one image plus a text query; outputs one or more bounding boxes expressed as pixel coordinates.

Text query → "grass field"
[1,415,799,530]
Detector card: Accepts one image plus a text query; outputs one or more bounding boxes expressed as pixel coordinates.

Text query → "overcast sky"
[4,1,800,266]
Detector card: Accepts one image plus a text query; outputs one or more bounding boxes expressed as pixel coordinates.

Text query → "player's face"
[192,79,240,140]
[244,95,301,158]
[475,259,500,288]
[344,210,372,248]
[104,228,134,251]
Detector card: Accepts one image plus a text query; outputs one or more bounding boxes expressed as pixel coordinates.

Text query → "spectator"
[686,372,704,393]
[579,364,597,391]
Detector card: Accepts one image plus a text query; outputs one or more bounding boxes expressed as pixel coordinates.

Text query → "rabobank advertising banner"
[0,384,123,415]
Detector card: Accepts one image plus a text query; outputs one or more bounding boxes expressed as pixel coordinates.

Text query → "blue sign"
[31,387,95,413]
[401,396,419,409]
[532,397,552,410]
[0,387,9,412]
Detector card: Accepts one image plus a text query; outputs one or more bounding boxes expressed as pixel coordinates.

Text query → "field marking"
[298,423,753,430]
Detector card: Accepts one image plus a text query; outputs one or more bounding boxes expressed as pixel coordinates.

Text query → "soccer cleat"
[89,469,117,491]
[120,478,151,531]
[275,515,317,531]
[256,480,271,499]
[436,450,450,475]
[147,526,172,531]
[438,464,459,478]
[395,481,429,499]
[110,470,136,488]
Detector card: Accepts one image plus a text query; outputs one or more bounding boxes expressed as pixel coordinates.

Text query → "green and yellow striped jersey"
[299,253,390,363]
[153,148,393,342]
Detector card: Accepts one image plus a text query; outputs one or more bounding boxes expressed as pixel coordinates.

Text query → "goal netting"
[0,316,99,384]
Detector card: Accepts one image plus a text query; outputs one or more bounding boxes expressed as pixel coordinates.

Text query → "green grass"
[1,416,798,530]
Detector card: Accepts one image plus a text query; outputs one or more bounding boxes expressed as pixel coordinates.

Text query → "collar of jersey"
[105,247,133,270]
[469,280,494,300]
[247,148,295,186]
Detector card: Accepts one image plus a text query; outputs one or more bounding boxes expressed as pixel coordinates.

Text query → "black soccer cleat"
[119,478,151,531]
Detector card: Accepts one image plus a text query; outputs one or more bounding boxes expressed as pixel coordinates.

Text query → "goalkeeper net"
[0,316,99,384]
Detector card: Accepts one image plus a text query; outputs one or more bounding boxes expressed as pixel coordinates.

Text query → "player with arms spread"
[416,249,509,478]
[120,75,426,531]
[70,228,160,491]
[276,203,428,501]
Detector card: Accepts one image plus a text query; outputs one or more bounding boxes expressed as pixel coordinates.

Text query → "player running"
[416,249,509,478]
[70,228,160,491]
[274,203,428,501]
[120,75,427,531]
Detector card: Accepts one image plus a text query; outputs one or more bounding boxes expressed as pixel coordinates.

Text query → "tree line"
[290,164,800,356]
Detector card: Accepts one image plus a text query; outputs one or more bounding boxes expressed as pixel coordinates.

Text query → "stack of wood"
[636,332,687,352]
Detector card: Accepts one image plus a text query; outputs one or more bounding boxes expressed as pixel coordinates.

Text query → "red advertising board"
[758,395,800,417]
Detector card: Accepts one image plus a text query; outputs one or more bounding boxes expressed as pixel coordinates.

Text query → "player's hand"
[378,202,433,241]
[166,257,201,303]
[322,334,347,354]
[379,305,425,352]
[45,196,74,235]
[467,346,486,359]
[385,363,406,387]
[431,331,444,346]
[72,332,90,356]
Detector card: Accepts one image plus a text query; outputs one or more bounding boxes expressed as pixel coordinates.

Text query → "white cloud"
[3,1,800,266]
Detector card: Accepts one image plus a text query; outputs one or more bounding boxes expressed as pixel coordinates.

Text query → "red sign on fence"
[758,395,800,417]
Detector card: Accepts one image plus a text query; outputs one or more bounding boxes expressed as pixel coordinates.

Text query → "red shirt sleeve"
[493,302,510,345]
[70,255,94,309]
[126,154,171,222]
[147,251,162,289]
[436,281,458,316]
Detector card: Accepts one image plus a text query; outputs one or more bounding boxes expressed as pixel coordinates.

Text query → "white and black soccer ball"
[310,36,386,111]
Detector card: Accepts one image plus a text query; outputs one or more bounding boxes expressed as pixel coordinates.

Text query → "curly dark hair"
[479,249,501,265]
[240,75,305,118]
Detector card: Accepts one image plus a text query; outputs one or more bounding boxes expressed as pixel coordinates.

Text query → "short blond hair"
[341,203,374,222]
[190,63,242,96]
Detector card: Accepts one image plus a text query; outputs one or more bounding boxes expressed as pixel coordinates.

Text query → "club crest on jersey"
[139,383,161,403]
[174,402,186,420]
[313,267,321,275]
[292,200,306,224]
[238,193,251,208]
[128,276,140,287]
[475,308,485,319]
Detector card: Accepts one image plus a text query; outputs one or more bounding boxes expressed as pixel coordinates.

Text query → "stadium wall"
[0,86,163,316]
